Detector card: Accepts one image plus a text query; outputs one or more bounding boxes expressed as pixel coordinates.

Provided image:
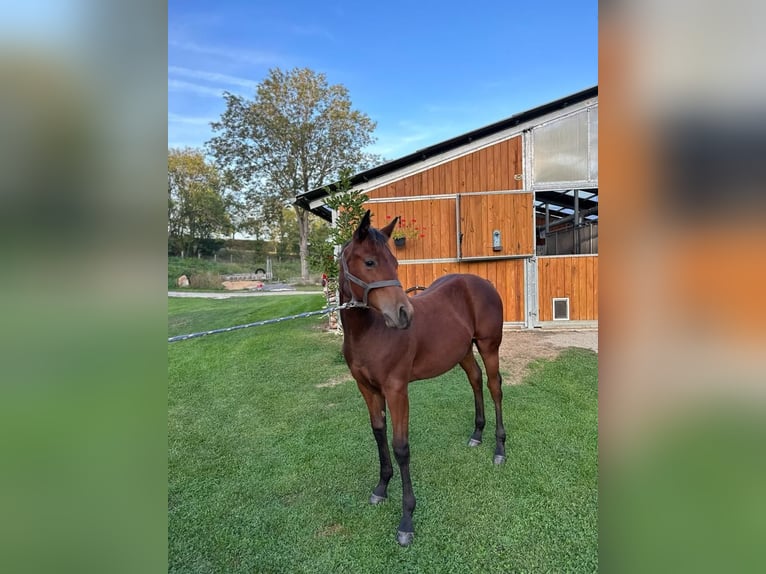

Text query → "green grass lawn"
[168,296,598,573]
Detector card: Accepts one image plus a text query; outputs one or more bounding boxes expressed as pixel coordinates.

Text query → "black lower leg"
[462,353,485,445]
[490,375,507,464]
[371,425,393,502]
[470,391,486,444]
[393,440,415,544]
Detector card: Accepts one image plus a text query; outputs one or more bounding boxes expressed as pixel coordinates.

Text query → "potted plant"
[388,216,424,248]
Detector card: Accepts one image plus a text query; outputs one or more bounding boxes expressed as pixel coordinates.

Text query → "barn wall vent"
[552,298,570,320]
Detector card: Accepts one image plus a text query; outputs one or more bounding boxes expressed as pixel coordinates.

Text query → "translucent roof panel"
[532,106,598,187]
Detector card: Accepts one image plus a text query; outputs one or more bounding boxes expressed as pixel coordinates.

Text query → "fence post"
[325,278,340,333]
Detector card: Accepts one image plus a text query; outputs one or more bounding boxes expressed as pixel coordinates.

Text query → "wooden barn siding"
[364,136,528,261]
[537,256,599,321]
[459,193,533,258]
[396,259,526,324]
[368,199,457,261]
[361,136,527,324]
[366,136,523,199]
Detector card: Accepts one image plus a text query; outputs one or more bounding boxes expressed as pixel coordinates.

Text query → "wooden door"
[458,191,534,260]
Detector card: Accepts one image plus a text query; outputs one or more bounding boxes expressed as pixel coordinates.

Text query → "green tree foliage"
[207,67,376,280]
[309,170,369,280]
[168,148,232,256]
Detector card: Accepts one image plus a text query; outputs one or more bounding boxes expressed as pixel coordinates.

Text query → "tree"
[308,170,369,281]
[207,67,376,280]
[168,148,232,256]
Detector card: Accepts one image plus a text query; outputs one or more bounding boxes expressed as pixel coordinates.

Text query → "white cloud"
[368,117,468,158]
[368,130,434,158]
[168,79,225,98]
[168,113,215,126]
[168,66,258,90]
[169,39,283,66]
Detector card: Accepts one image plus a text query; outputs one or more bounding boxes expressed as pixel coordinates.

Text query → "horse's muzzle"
[383,302,413,330]
[397,304,412,329]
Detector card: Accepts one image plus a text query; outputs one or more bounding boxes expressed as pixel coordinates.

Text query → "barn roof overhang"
[295,86,598,222]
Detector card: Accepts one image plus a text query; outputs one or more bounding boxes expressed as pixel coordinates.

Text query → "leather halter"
[340,249,402,308]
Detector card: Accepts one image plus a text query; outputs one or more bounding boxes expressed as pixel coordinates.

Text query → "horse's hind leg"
[459,350,485,447]
[475,340,507,464]
[356,380,394,504]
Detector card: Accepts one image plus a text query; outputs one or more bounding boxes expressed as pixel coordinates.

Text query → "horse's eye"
[364,259,376,268]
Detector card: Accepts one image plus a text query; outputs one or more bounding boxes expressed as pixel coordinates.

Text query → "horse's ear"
[353,210,372,241]
[380,215,400,240]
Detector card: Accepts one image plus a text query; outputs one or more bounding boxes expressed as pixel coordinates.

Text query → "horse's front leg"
[386,386,415,546]
[356,380,393,504]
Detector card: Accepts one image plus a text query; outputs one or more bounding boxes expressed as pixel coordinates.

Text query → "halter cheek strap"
[341,253,402,308]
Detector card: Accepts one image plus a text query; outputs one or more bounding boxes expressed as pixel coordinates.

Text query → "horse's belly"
[410,339,472,381]
[411,362,460,381]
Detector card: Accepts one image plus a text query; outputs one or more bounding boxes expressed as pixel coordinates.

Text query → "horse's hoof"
[369,493,387,505]
[397,530,414,546]
[467,438,482,447]
[493,454,506,465]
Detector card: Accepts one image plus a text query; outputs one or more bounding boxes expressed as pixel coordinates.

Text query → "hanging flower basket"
[388,216,425,249]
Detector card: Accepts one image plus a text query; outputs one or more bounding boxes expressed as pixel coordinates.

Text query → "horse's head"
[340,210,414,329]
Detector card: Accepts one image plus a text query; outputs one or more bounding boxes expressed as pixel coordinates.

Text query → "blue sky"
[169,0,597,160]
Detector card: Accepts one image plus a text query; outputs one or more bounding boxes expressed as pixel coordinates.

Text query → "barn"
[296,86,598,328]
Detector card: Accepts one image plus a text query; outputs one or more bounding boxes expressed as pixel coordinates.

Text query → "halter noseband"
[340,250,402,308]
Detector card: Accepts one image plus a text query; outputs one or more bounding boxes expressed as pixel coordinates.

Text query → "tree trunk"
[296,205,311,280]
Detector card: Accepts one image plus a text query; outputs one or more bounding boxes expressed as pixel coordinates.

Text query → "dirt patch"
[316,523,348,538]
[316,375,351,388]
[498,329,597,385]
[222,280,263,290]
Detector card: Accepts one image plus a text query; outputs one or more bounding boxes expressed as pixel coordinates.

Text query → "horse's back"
[414,273,503,338]
[421,273,502,307]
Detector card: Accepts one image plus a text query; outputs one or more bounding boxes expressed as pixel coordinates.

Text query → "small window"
[553,298,570,320]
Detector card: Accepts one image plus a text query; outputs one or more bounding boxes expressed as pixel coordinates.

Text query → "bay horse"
[339,211,506,546]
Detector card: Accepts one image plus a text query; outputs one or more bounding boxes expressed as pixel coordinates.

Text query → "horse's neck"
[340,307,376,337]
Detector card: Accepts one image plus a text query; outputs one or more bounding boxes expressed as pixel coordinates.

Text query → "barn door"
[457,191,534,260]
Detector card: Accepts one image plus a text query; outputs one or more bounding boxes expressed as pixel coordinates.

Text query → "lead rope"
[170,250,404,343]
[167,301,361,343]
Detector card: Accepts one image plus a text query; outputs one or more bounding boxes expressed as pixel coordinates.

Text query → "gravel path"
[168,289,320,299]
